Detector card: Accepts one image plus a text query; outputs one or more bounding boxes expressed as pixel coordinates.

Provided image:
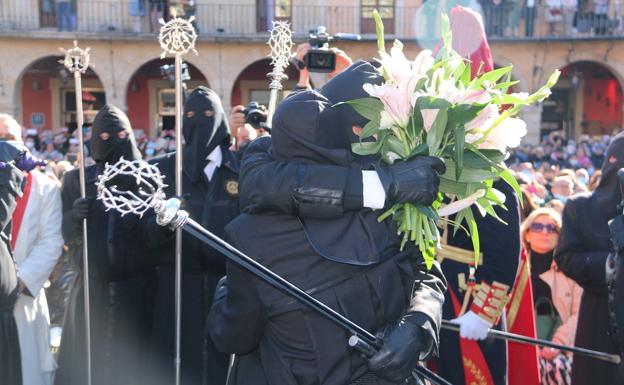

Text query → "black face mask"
[182,86,229,182]
[90,105,141,165]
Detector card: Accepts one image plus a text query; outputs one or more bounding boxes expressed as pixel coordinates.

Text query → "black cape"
[0,163,24,385]
[555,132,624,385]
[55,106,154,385]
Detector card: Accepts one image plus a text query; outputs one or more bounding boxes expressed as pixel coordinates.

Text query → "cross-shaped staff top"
[158,12,198,59]
[60,40,91,74]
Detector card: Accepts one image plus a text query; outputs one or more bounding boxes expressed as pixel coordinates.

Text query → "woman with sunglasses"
[521,208,582,385]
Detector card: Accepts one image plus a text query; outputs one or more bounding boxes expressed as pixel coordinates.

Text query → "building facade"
[1,0,623,143]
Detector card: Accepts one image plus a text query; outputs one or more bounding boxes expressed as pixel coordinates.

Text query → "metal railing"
[0,1,623,41]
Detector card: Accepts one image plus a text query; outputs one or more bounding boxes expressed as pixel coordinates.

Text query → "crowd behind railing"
[1,0,624,39]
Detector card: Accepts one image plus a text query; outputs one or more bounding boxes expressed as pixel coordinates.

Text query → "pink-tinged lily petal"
[459,89,491,105]
[421,109,439,133]
[437,190,486,217]
[413,50,434,76]
[465,104,499,133]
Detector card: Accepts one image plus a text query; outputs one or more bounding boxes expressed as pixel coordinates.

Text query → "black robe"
[54,165,156,385]
[555,132,624,385]
[144,147,239,385]
[0,165,23,385]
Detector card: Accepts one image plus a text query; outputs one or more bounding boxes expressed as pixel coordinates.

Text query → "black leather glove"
[71,197,93,223]
[367,317,430,382]
[213,276,228,304]
[376,157,446,207]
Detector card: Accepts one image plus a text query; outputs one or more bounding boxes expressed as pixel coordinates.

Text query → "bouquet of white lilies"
[345,10,560,268]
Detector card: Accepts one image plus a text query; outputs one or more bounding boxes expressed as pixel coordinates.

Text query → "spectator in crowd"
[56,0,73,32]
[550,176,575,203]
[522,208,581,385]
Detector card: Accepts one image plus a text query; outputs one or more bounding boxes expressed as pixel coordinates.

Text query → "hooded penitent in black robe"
[208,63,446,385]
[555,132,624,385]
[144,86,238,385]
[55,105,155,385]
[0,148,25,385]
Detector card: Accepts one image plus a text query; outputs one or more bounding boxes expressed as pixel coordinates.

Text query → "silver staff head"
[60,41,91,74]
[96,158,188,228]
[267,20,293,89]
[158,13,198,59]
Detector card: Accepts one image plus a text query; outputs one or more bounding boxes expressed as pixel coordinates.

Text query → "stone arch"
[14,54,106,131]
[230,58,300,108]
[124,57,210,137]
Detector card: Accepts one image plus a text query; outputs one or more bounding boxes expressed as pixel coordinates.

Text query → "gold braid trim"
[507,257,530,330]
[462,357,488,385]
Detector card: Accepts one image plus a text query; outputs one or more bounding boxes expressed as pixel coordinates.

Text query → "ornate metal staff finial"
[267,20,293,87]
[60,40,91,74]
[96,157,188,228]
[158,14,198,59]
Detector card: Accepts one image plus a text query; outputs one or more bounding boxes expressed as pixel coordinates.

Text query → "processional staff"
[60,40,93,385]
[158,13,198,385]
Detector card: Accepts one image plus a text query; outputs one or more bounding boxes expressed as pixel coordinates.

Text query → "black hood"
[317,60,384,147]
[90,105,141,165]
[272,90,352,166]
[594,131,624,219]
[270,79,393,266]
[182,86,230,182]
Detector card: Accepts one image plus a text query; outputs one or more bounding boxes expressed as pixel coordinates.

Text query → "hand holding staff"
[60,40,92,385]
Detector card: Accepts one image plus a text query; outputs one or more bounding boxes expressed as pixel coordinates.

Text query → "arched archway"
[16,55,105,132]
[230,58,299,108]
[125,58,209,138]
[542,61,623,140]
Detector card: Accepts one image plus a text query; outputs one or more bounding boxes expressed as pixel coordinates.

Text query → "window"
[62,89,106,126]
[361,0,395,34]
[257,0,292,32]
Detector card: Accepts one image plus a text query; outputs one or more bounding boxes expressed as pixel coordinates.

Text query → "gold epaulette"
[437,243,484,266]
[471,281,511,325]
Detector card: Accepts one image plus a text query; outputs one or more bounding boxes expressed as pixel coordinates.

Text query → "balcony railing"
[0,1,623,41]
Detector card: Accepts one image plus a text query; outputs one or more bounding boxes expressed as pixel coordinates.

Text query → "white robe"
[13,170,64,385]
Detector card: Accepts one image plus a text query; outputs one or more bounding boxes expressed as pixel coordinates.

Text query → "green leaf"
[373,10,385,54]
[439,178,470,196]
[351,141,381,156]
[477,197,508,224]
[360,120,380,139]
[408,143,429,158]
[463,208,481,266]
[447,104,485,131]
[474,66,513,86]
[416,96,453,110]
[425,108,448,156]
[463,148,506,169]
[484,187,506,207]
[499,168,524,206]
[461,59,472,86]
[342,98,384,123]
[454,124,465,180]
[443,160,498,183]
[387,135,408,158]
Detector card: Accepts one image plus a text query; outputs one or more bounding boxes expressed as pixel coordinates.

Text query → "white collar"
[203,146,223,181]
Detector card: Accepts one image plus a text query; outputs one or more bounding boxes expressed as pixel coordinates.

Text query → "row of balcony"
[0,1,623,42]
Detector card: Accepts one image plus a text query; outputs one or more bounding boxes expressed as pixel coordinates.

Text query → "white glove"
[451,311,492,341]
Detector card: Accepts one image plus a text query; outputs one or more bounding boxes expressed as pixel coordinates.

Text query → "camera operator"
[228,103,269,151]
[293,42,353,90]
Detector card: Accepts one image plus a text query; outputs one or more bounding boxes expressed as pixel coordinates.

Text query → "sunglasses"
[530,223,558,234]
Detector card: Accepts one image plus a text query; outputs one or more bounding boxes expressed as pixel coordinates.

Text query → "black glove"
[71,197,93,223]
[367,317,429,382]
[213,276,228,304]
[376,157,446,207]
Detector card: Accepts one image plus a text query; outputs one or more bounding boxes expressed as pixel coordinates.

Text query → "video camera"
[160,62,191,87]
[243,101,269,131]
[292,26,361,73]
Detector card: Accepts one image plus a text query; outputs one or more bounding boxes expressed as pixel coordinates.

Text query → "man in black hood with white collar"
[556,132,624,385]
[144,86,238,385]
[209,62,446,385]
[55,105,155,385]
